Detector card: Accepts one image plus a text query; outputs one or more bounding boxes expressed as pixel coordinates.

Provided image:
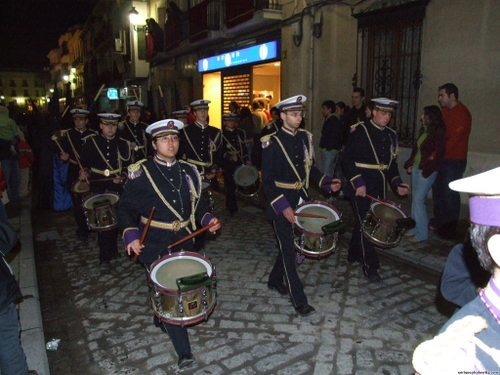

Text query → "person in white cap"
[413,167,500,374]
[180,99,222,181]
[117,119,221,370]
[58,108,97,241]
[172,109,190,126]
[118,101,149,162]
[261,94,341,317]
[221,113,250,215]
[79,113,132,267]
[342,97,409,282]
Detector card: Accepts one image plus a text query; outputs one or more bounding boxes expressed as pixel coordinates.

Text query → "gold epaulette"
[260,133,275,149]
[127,159,146,179]
[350,121,365,133]
[298,128,313,137]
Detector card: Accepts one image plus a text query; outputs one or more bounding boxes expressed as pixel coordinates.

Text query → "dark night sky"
[0,0,98,71]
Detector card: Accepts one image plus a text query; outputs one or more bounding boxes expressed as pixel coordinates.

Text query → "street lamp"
[128,6,147,32]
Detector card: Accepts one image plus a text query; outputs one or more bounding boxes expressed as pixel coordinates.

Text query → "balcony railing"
[189,0,223,44]
[164,15,184,52]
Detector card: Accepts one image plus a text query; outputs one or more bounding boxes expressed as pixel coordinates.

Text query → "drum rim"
[369,200,408,228]
[294,200,341,234]
[150,251,213,291]
[234,164,258,187]
[72,180,90,193]
[82,192,120,209]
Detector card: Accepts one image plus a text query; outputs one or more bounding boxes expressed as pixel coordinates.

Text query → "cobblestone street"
[33,190,451,375]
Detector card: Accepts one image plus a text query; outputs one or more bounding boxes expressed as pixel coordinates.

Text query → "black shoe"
[178,353,195,369]
[295,304,316,317]
[267,283,288,296]
[362,266,381,282]
[112,251,122,259]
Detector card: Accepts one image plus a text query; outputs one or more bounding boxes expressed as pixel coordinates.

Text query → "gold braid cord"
[90,136,122,174]
[179,160,202,229]
[141,164,191,233]
[273,135,309,194]
[412,315,500,375]
[302,130,314,189]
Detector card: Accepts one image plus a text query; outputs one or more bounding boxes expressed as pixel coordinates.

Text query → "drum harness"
[140,162,200,233]
[87,135,129,177]
[222,132,245,163]
[122,120,147,158]
[352,122,398,199]
[271,131,314,195]
[183,124,220,169]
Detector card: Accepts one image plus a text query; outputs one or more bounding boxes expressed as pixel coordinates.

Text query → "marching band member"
[261,95,341,317]
[118,101,149,162]
[117,119,220,370]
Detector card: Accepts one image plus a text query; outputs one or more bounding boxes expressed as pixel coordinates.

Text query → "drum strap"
[273,136,309,194]
[187,159,211,167]
[354,162,389,170]
[141,163,198,231]
[222,133,244,162]
[89,136,123,175]
[183,128,213,166]
[124,121,147,158]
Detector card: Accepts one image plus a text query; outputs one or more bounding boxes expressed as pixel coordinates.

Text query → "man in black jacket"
[0,218,30,374]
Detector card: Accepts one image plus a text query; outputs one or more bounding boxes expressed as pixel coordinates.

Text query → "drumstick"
[94,84,106,102]
[322,180,342,185]
[139,207,156,246]
[294,213,328,219]
[167,221,220,249]
[51,135,64,153]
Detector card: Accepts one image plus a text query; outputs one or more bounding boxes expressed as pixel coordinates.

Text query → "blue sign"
[107,88,119,100]
[198,41,278,73]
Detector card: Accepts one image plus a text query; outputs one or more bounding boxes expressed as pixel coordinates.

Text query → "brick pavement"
[31,188,455,375]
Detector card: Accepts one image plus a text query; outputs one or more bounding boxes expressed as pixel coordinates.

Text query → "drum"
[234,165,260,197]
[294,200,342,258]
[149,251,217,326]
[72,180,90,197]
[362,199,409,248]
[82,192,119,231]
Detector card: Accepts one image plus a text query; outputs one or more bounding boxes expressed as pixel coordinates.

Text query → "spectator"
[365,102,374,120]
[0,215,34,374]
[413,167,500,374]
[430,83,472,237]
[17,130,34,199]
[0,105,20,203]
[261,106,282,137]
[342,87,367,146]
[250,101,267,168]
[238,107,254,159]
[229,101,240,116]
[0,167,7,219]
[319,100,343,178]
[404,105,447,242]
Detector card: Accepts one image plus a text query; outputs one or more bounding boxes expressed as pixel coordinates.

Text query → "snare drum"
[149,251,216,326]
[294,200,342,258]
[362,200,409,248]
[234,165,260,197]
[82,192,119,231]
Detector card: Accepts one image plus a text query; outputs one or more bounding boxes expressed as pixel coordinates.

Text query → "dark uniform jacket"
[0,220,21,311]
[261,127,334,220]
[221,127,249,168]
[179,122,222,175]
[118,120,149,160]
[59,128,97,183]
[319,114,343,152]
[117,157,215,265]
[342,120,402,199]
[79,133,131,194]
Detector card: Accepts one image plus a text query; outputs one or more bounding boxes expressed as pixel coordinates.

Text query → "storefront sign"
[198,41,278,73]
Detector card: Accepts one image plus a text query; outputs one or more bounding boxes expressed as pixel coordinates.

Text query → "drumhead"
[82,193,120,209]
[370,202,406,226]
[295,201,340,233]
[201,181,210,190]
[234,165,258,187]
[151,254,212,290]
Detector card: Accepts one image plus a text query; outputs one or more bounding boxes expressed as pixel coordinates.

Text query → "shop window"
[222,72,251,113]
[354,0,429,147]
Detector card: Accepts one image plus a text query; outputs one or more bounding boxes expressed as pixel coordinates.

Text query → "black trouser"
[71,191,90,236]
[268,215,308,308]
[349,196,380,269]
[97,228,118,262]
[223,164,238,213]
